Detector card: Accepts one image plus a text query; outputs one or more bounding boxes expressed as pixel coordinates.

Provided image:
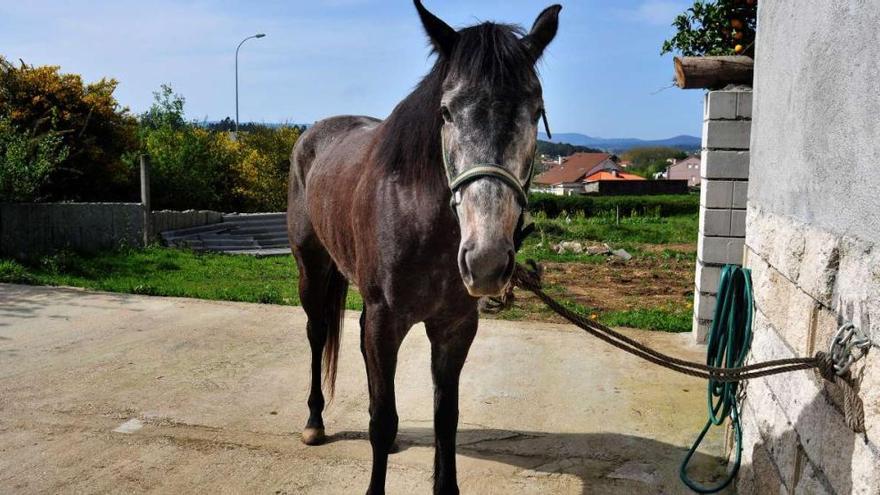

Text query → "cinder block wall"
[0,204,224,258]
[735,1,880,492]
[692,88,751,343]
[0,203,144,259]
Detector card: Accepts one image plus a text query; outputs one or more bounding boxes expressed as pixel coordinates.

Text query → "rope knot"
[814,351,837,382]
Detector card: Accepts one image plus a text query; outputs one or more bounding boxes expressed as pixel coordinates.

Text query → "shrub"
[0,259,35,284]
[528,193,699,218]
[0,116,69,201]
[0,57,138,202]
[232,126,300,212]
[135,85,300,212]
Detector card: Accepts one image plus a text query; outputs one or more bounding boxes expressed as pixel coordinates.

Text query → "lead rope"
[511,261,867,492]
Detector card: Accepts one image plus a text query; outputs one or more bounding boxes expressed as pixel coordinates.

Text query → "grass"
[517,211,697,264]
[0,247,360,311]
[0,210,697,333]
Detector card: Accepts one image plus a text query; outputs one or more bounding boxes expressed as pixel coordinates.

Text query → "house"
[532,152,620,195]
[583,170,645,183]
[579,169,687,195]
[665,155,701,186]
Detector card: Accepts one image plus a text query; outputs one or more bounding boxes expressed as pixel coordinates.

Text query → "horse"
[287,2,560,493]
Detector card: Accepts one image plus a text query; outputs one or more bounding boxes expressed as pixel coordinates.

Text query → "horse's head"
[415,1,561,297]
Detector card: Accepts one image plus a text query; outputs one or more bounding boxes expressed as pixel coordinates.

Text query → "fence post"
[140,155,151,246]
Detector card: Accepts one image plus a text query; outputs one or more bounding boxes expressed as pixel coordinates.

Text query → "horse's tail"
[322,265,348,401]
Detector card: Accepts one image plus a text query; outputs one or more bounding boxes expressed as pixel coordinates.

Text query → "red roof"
[533,153,615,185]
[584,171,646,182]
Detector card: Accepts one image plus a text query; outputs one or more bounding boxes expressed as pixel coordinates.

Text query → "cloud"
[631,0,686,26]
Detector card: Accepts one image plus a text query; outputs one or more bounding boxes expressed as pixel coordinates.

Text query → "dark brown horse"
[287,2,560,493]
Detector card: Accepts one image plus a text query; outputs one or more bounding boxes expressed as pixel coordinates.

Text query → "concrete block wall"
[692,88,752,342]
[0,203,144,259]
[0,204,224,258]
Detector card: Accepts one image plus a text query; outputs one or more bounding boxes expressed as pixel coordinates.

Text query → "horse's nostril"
[458,247,472,281]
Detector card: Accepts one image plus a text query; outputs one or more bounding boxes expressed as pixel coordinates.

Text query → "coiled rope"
[511,261,866,493]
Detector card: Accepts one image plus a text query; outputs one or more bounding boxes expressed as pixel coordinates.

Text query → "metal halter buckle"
[829,322,872,376]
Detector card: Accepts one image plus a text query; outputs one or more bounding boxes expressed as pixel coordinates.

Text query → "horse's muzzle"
[458,241,516,297]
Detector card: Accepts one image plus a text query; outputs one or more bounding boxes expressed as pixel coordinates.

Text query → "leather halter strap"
[441,133,532,209]
[448,165,529,207]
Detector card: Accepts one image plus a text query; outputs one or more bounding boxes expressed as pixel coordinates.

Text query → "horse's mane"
[375,22,536,184]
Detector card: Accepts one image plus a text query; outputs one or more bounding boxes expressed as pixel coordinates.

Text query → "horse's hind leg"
[293,241,346,446]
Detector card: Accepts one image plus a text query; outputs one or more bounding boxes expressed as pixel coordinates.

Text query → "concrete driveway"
[0,284,727,494]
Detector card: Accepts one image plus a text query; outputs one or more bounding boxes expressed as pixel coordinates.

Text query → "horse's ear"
[414,0,458,57]
[523,4,562,61]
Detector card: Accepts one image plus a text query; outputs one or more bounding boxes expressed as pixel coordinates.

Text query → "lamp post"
[235,33,266,133]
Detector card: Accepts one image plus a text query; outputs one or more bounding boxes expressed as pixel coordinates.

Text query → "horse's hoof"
[301,427,326,446]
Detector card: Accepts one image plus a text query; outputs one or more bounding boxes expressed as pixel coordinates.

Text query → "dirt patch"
[503,246,696,324]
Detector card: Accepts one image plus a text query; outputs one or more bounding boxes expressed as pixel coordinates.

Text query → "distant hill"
[536,140,602,157]
[538,132,700,153]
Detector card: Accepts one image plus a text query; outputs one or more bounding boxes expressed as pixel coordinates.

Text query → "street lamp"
[235,33,266,133]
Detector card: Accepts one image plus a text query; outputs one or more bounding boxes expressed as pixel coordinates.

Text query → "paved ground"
[0,284,729,494]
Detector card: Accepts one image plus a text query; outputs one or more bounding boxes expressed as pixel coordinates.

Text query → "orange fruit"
[731,19,744,29]
[734,44,744,53]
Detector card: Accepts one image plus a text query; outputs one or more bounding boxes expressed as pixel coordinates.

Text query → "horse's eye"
[441,106,453,123]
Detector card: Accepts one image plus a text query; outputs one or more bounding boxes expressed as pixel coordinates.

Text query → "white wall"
[737,1,880,493]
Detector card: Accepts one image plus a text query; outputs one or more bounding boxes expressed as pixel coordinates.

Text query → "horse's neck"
[375,72,448,196]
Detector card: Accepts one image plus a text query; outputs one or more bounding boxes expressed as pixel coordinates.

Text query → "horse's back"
[287,115,380,254]
[289,115,380,191]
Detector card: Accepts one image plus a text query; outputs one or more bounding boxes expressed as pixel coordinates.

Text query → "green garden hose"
[679,264,754,493]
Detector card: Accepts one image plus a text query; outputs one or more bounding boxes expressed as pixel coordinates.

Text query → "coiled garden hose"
[679,264,753,493]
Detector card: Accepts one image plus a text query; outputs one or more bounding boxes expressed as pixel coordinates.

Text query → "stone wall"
[736,1,880,492]
[692,88,752,343]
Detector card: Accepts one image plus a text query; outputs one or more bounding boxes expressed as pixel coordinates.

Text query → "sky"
[1,0,703,140]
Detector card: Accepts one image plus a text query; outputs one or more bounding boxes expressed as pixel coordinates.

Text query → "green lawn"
[0,212,698,332]
[517,212,697,264]
[0,247,364,309]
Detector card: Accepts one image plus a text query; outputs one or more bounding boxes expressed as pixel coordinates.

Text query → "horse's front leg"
[425,310,478,495]
[361,305,407,495]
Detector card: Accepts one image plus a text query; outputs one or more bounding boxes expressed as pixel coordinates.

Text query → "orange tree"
[661,0,757,57]
[0,57,138,201]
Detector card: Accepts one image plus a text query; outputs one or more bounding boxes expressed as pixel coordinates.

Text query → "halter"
[441,110,551,250]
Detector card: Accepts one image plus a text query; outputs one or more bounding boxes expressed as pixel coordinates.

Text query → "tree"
[138,84,186,131]
[661,0,757,57]
[0,56,139,201]
[136,85,240,210]
[536,140,602,158]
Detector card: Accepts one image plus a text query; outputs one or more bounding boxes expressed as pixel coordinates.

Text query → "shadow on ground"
[331,427,729,494]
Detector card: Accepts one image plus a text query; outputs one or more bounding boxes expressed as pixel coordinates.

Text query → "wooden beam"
[674,56,754,89]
